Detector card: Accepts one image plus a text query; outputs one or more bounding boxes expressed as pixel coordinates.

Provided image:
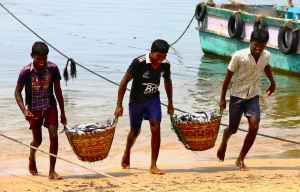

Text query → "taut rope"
[0,133,153,192]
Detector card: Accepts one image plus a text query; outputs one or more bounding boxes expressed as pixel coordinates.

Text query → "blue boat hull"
[199,30,300,74]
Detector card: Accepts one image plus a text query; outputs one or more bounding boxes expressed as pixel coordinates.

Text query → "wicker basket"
[170,115,222,151]
[64,121,117,162]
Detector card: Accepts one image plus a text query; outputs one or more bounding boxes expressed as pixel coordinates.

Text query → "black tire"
[253,17,268,31]
[278,22,299,55]
[228,13,244,39]
[195,3,206,21]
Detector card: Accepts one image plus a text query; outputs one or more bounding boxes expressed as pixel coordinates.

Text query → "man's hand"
[114,105,123,118]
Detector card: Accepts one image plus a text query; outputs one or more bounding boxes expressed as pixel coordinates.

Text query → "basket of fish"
[62,118,117,162]
[170,110,222,151]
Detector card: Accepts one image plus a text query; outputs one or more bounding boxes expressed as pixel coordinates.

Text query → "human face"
[31,54,47,69]
[250,40,266,58]
[149,50,167,66]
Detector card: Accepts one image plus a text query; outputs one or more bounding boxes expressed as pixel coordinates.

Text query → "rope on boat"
[169,14,195,47]
[0,132,153,192]
[1,4,299,146]
[255,14,267,22]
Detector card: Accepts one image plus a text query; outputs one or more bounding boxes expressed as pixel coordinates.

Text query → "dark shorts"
[28,105,59,130]
[229,95,260,129]
[129,97,162,129]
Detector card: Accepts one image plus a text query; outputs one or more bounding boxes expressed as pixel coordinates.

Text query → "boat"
[195,0,300,74]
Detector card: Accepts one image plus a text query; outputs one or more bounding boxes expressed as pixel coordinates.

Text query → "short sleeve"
[228,52,239,72]
[51,65,61,82]
[17,67,29,85]
[127,58,139,77]
[162,63,171,79]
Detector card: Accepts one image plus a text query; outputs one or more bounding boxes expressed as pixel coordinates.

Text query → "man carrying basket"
[217,29,276,171]
[114,39,174,175]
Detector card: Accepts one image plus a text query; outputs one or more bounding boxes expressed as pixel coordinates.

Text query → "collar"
[248,46,266,57]
[30,61,51,71]
[146,53,151,64]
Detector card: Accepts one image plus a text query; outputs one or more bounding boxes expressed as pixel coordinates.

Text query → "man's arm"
[114,72,133,117]
[15,84,33,120]
[54,81,67,125]
[264,64,276,96]
[220,69,234,110]
[164,77,174,115]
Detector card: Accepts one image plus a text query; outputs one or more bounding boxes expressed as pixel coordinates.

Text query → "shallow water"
[0,0,299,171]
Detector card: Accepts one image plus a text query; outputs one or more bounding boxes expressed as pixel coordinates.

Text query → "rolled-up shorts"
[28,105,59,130]
[229,95,260,131]
[129,97,162,129]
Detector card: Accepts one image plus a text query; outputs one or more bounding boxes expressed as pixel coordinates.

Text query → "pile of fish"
[62,118,116,133]
[173,110,221,123]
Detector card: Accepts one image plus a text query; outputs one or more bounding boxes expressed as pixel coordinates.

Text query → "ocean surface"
[0,0,299,173]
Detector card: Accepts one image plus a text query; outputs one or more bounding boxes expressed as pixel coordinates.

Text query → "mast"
[286,0,292,6]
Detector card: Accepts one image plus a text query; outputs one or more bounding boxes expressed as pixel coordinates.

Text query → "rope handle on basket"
[169,112,190,149]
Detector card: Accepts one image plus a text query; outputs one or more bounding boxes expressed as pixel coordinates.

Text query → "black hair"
[250,28,269,43]
[151,39,169,53]
[31,41,49,56]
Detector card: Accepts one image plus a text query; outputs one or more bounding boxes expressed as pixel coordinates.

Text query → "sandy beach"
[1,123,300,192]
[1,157,299,192]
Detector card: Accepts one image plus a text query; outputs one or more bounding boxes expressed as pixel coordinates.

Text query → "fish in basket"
[62,118,117,162]
[170,110,222,151]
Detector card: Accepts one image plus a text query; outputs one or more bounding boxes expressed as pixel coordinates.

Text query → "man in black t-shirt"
[114,39,174,175]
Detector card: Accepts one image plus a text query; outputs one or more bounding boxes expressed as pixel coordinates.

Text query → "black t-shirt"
[127,53,171,103]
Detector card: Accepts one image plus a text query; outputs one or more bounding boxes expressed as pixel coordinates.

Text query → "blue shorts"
[129,97,162,129]
[229,95,260,129]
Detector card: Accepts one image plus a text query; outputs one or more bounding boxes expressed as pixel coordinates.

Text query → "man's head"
[31,41,49,68]
[150,39,169,66]
[250,29,269,57]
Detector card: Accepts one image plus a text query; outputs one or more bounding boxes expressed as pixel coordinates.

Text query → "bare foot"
[235,160,249,171]
[49,171,63,180]
[217,144,227,162]
[150,167,165,175]
[29,156,38,175]
[121,153,130,169]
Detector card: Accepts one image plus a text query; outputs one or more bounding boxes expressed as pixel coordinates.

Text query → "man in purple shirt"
[15,41,67,180]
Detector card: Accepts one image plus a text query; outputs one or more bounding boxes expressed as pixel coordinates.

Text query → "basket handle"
[169,113,190,149]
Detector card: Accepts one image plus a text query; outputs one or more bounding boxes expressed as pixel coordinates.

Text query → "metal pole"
[286,0,292,6]
[207,0,214,5]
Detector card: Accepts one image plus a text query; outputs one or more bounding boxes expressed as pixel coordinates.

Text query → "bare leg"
[121,127,141,169]
[149,119,164,175]
[29,128,42,175]
[235,117,259,171]
[48,125,62,180]
[217,127,236,162]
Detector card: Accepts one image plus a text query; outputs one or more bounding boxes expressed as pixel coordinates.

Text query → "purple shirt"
[17,61,61,111]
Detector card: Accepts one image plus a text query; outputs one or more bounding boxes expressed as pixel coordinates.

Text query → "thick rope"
[255,14,267,22]
[0,4,299,146]
[0,133,153,192]
[169,14,195,47]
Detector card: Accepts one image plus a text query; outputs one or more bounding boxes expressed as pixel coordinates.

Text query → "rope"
[292,26,300,33]
[169,14,195,47]
[0,133,153,192]
[233,9,244,15]
[255,14,267,22]
[283,19,292,28]
[1,3,299,146]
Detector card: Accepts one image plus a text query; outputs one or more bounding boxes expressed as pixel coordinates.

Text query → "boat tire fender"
[253,18,268,30]
[228,13,244,39]
[195,3,206,21]
[278,22,299,55]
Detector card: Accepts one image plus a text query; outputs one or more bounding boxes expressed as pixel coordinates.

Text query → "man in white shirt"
[217,28,276,171]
